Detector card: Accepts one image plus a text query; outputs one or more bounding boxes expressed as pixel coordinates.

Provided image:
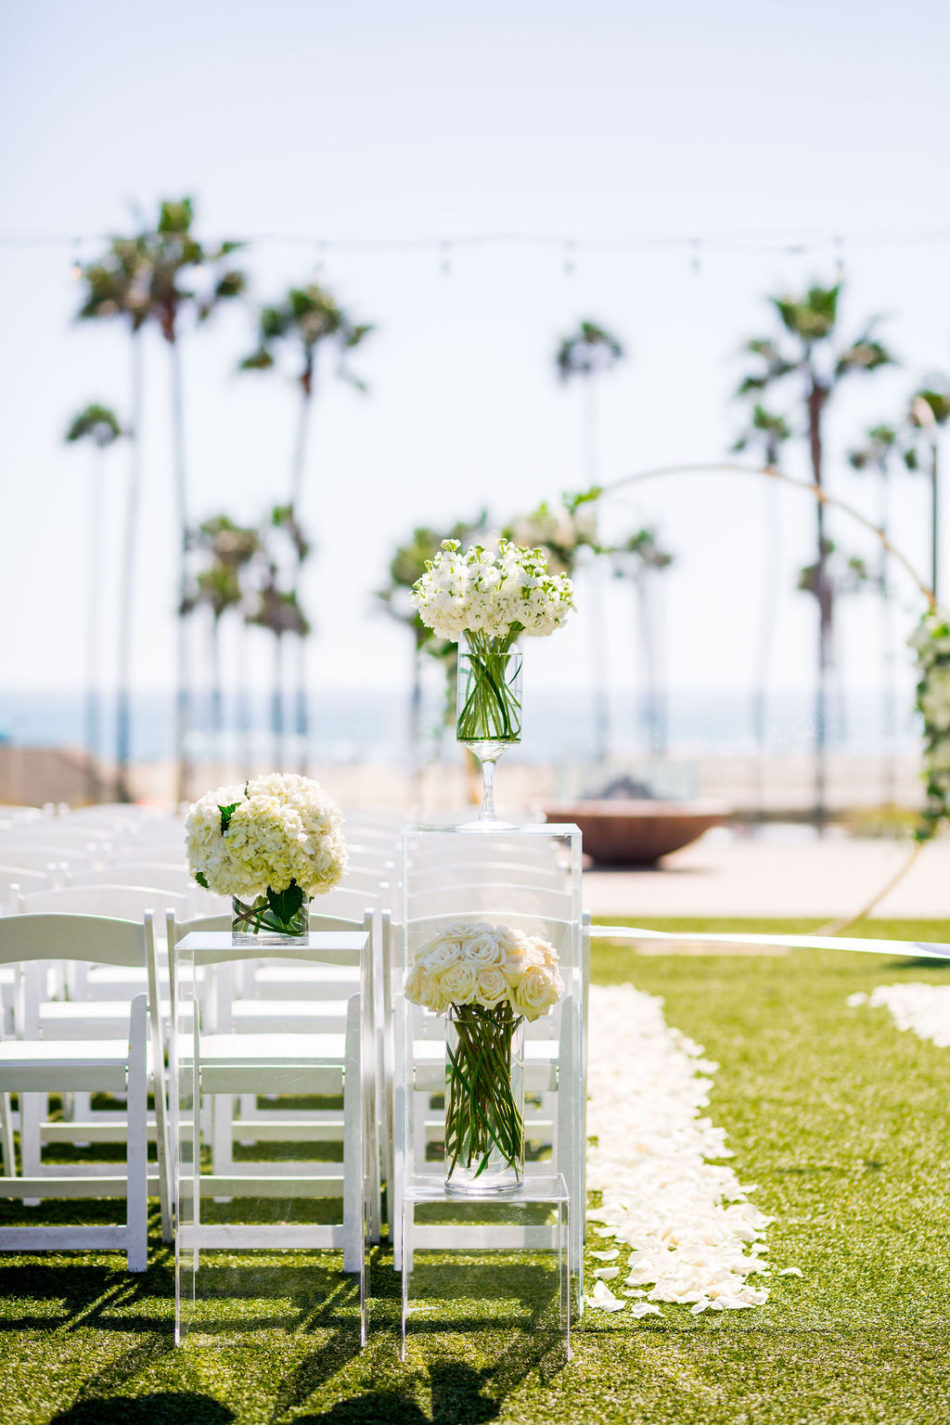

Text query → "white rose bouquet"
[910,609,950,838]
[185,772,347,938]
[405,919,564,1189]
[411,540,574,747]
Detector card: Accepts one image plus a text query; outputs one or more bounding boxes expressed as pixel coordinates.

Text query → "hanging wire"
[3,226,950,259]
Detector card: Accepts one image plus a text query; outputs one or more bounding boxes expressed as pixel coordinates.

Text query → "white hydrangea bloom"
[185,772,347,898]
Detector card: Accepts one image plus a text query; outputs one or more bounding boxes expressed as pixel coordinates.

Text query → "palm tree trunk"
[170,336,192,807]
[290,384,314,774]
[273,631,285,772]
[237,618,252,780]
[751,481,781,819]
[210,614,223,759]
[931,440,940,602]
[878,473,897,806]
[807,380,830,832]
[583,378,610,765]
[84,448,104,802]
[115,331,143,803]
[409,637,424,796]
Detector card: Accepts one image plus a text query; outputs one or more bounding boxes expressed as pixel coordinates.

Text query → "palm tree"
[246,563,311,773]
[736,282,894,828]
[555,322,626,765]
[376,513,489,775]
[903,380,950,600]
[610,529,674,758]
[181,515,260,763]
[65,404,124,801]
[240,282,373,773]
[78,198,246,804]
[732,405,792,813]
[74,243,148,801]
[188,515,261,771]
[850,425,901,805]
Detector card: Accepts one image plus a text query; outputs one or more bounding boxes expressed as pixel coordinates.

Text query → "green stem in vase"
[445,1002,525,1179]
[232,879,309,936]
[456,631,523,744]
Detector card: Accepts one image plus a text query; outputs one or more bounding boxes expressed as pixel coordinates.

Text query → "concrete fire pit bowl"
[543,799,728,866]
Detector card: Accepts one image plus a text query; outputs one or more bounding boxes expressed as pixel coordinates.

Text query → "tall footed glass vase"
[456,631,523,824]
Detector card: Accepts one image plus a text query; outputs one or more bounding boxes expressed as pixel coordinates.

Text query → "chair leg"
[126,994,149,1272]
[19,1093,43,1203]
[0,1093,15,1176]
[342,994,362,1273]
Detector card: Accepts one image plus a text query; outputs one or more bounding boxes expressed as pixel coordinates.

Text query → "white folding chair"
[0,913,154,1270]
[169,924,369,1342]
[165,907,383,1244]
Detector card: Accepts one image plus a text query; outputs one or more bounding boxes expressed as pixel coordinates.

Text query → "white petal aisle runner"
[848,983,950,1046]
[584,983,777,1316]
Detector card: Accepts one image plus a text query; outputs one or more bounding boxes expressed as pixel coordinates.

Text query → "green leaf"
[218,801,239,834]
[194,870,209,889]
[267,880,305,924]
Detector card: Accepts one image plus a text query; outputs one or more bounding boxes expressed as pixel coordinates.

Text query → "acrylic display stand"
[394,822,585,1359]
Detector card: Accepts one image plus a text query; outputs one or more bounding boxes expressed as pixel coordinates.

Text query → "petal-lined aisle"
[849,984,950,1046]
[585,982,776,1315]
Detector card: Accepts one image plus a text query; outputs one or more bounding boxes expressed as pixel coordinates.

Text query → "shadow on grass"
[0,1254,175,1333]
[49,1395,234,1424]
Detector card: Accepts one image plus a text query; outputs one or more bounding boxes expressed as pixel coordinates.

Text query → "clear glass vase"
[231,888,310,945]
[444,1002,525,1194]
[456,632,524,822]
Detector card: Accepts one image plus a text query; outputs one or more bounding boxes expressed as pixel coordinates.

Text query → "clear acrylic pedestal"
[172,930,369,1347]
[401,1171,572,1361]
[392,821,585,1357]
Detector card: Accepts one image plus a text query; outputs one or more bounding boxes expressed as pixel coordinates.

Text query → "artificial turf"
[1,918,949,1424]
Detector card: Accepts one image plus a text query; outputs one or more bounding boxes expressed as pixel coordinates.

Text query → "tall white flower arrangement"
[411,539,574,646]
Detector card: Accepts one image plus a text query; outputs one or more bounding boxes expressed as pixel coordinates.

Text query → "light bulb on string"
[313,240,327,275]
[70,238,82,281]
[834,233,845,280]
[440,240,452,276]
[689,237,702,276]
[563,240,577,277]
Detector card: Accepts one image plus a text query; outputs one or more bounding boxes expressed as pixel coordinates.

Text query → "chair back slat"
[0,913,146,967]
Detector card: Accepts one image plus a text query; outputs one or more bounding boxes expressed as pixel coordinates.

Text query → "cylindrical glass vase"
[444,1002,525,1194]
[231,889,310,945]
[456,633,524,822]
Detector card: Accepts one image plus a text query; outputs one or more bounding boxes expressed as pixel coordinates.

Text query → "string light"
[3,226,950,263]
[689,236,702,276]
[69,238,82,280]
[834,233,845,279]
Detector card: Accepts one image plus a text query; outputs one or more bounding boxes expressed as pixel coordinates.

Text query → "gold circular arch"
[594,459,936,931]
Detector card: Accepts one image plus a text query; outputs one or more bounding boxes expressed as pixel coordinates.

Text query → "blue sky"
[1,0,948,710]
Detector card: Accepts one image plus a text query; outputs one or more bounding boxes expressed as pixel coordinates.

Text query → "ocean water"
[0,685,920,766]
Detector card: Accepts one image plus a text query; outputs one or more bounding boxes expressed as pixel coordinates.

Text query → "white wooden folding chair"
[65,863,192,893]
[165,907,383,1244]
[0,913,153,1270]
[169,925,369,1342]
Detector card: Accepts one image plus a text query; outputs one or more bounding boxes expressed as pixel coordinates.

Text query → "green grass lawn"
[2,919,950,1424]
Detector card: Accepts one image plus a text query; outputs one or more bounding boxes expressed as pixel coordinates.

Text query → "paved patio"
[583,829,950,921]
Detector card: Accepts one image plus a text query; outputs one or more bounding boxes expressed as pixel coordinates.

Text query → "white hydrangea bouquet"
[405,918,564,1191]
[185,772,347,941]
[411,540,574,818]
[909,608,950,839]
